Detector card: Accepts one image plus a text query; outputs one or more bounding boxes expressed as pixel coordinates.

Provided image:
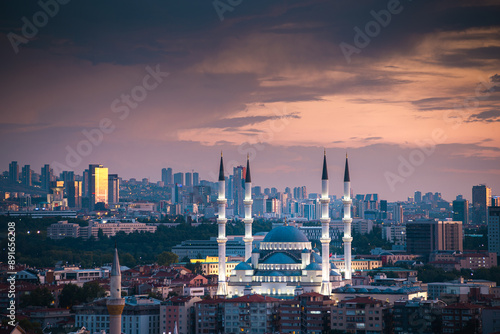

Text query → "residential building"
[393,298,445,334]
[21,164,32,186]
[331,296,390,333]
[488,206,500,255]
[8,161,19,183]
[442,303,482,334]
[74,296,161,334]
[47,220,81,239]
[482,307,500,334]
[161,296,201,334]
[108,174,120,204]
[223,294,279,334]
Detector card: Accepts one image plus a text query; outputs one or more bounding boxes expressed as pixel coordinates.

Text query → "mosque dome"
[234,262,253,270]
[262,253,297,264]
[305,262,322,270]
[263,226,309,243]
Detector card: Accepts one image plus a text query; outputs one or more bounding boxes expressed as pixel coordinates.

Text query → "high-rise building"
[60,171,75,196]
[452,199,469,225]
[173,172,184,186]
[492,196,500,207]
[161,167,173,185]
[232,166,245,217]
[67,181,82,209]
[9,161,19,183]
[21,165,32,187]
[108,174,120,204]
[82,169,89,197]
[185,172,192,187]
[41,164,53,192]
[193,172,199,186]
[406,219,463,257]
[89,164,108,211]
[488,206,500,256]
[472,184,492,225]
[414,191,422,203]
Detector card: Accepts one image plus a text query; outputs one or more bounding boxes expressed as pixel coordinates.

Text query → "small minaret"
[320,150,331,295]
[243,155,254,261]
[107,245,125,334]
[342,153,353,280]
[217,153,228,296]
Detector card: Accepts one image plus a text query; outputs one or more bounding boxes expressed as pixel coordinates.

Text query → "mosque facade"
[217,152,353,298]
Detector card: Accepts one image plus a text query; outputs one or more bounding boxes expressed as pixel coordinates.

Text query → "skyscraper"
[88,164,108,211]
[41,164,53,192]
[414,191,422,203]
[185,172,192,187]
[21,165,32,187]
[162,167,173,185]
[472,185,492,225]
[9,161,19,183]
[488,206,500,255]
[406,219,463,257]
[67,181,82,209]
[174,172,184,186]
[232,166,245,217]
[193,172,199,186]
[108,174,120,204]
[452,199,469,225]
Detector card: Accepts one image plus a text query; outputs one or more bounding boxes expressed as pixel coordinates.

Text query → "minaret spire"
[243,155,254,263]
[107,245,125,334]
[319,151,331,296]
[217,154,228,296]
[342,153,353,281]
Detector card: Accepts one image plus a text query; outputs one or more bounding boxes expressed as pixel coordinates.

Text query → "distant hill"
[0,179,48,196]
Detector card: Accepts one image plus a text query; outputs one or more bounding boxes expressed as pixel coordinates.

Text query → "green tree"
[58,283,82,309]
[20,287,54,307]
[81,281,106,302]
[157,251,179,266]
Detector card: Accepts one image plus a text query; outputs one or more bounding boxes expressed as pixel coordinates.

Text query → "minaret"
[320,150,331,295]
[216,153,228,296]
[342,153,353,280]
[243,155,254,261]
[107,245,125,334]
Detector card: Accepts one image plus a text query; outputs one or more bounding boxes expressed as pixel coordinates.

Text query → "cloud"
[468,109,500,122]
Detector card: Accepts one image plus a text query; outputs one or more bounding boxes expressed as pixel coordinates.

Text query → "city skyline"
[1,1,500,201]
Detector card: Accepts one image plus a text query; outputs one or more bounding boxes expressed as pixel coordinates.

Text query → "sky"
[0,0,499,201]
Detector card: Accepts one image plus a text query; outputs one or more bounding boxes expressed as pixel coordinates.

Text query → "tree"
[20,287,54,307]
[157,251,179,266]
[81,281,106,302]
[58,283,82,309]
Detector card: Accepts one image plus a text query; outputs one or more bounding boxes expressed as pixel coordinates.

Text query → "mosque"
[216,152,353,298]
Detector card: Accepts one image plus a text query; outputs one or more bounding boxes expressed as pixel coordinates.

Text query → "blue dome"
[262,253,297,264]
[330,270,341,276]
[311,253,322,263]
[330,262,338,270]
[252,248,260,253]
[263,226,309,243]
[302,248,310,253]
[305,262,321,270]
[372,288,381,293]
[346,288,356,293]
[358,288,368,293]
[234,262,253,270]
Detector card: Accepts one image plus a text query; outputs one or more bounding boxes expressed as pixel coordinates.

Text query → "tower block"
[320,151,332,295]
[107,246,125,334]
